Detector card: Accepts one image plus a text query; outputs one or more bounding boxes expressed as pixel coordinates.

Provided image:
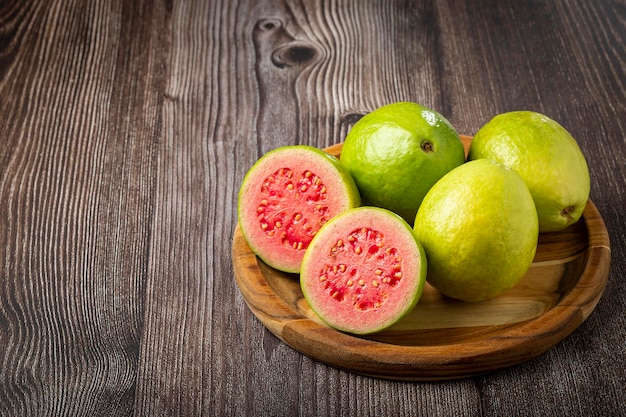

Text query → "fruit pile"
[237,102,590,335]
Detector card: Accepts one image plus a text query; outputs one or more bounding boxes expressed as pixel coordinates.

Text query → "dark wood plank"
[133,0,263,415]
[0,0,167,415]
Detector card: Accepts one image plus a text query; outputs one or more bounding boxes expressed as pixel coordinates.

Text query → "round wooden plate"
[231,136,611,381]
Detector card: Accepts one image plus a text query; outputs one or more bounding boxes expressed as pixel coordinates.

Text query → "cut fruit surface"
[238,145,360,273]
[301,207,426,335]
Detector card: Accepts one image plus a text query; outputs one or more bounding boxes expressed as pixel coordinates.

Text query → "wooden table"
[1,1,624,415]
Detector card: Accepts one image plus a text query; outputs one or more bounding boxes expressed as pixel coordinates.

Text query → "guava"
[340,102,466,224]
[238,145,360,273]
[468,110,590,232]
[300,207,426,335]
[414,159,539,303]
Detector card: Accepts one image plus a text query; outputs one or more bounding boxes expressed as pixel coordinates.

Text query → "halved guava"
[238,145,361,273]
[300,207,426,335]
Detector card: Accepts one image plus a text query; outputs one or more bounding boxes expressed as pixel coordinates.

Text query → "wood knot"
[256,18,282,32]
[271,42,318,68]
[342,113,366,125]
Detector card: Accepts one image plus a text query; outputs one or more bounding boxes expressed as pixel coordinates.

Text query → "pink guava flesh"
[256,167,330,251]
[301,207,426,335]
[238,146,359,273]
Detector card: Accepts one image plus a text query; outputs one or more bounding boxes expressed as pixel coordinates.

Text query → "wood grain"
[0,1,166,415]
[0,0,624,415]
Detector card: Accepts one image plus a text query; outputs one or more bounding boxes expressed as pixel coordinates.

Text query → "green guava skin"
[340,102,466,225]
[468,111,590,233]
[414,159,539,303]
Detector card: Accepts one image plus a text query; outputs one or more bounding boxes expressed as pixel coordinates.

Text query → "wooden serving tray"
[231,137,611,380]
